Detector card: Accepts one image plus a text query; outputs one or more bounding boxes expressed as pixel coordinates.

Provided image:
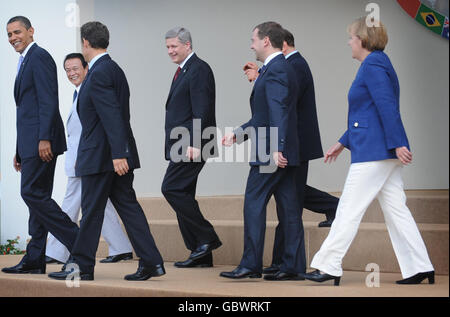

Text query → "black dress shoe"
[262,264,281,274]
[175,252,213,268]
[190,240,222,260]
[304,269,341,286]
[318,219,334,227]
[100,252,133,263]
[124,264,166,281]
[48,267,94,281]
[220,266,262,279]
[2,259,45,274]
[45,256,64,265]
[396,271,435,284]
[264,271,305,281]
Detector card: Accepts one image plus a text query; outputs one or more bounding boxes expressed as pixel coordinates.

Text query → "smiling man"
[162,27,221,269]
[2,16,79,275]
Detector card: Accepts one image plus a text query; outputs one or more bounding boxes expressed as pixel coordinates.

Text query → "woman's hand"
[395,146,412,165]
[324,142,345,163]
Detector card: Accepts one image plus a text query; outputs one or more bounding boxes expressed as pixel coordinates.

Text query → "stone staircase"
[97,190,449,275]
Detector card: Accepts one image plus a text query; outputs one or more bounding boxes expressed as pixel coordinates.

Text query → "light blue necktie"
[17,55,24,75]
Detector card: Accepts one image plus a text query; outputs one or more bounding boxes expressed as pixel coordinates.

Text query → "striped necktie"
[17,55,24,75]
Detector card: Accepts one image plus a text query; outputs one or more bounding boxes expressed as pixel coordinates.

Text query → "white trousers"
[46,177,133,263]
[310,159,434,278]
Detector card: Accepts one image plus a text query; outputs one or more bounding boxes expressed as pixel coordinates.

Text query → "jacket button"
[354,122,359,127]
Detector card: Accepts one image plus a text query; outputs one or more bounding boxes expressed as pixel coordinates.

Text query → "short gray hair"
[165,27,193,49]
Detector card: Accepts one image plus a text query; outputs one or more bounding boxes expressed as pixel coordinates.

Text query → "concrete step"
[2,255,448,297]
[96,220,449,275]
[139,190,449,224]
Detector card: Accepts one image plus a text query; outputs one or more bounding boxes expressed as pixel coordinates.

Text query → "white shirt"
[264,51,283,66]
[89,52,108,69]
[284,50,299,60]
[21,41,36,59]
[179,52,194,69]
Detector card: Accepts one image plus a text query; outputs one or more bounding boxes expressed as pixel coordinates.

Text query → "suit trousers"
[161,161,220,251]
[46,176,132,263]
[71,170,163,273]
[303,185,339,218]
[271,162,309,270]
[240,165,305,274]
[310,159,434,278]
[19,156,79,266]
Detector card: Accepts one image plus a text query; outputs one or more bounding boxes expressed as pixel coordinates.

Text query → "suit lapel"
[166,53,197,107]
[14,43,37,104]
[77,54,111,114]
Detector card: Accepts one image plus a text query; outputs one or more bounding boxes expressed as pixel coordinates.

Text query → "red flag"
[397,0,421,18]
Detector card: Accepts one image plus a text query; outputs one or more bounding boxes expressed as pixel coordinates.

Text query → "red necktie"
[173,66,181,82]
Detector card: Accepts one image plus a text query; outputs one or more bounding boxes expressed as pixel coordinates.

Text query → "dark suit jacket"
[235,53,300,166]
[75,54,140,176]
[287,52,323,161]
[164,53,217,162]
[14,43,66,161]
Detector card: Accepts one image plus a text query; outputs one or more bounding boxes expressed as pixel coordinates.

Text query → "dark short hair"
[283,29,295,47]
[7,16,32,29]
[63,53,88,69]
[80,21,109,49]
[254,21,284,50]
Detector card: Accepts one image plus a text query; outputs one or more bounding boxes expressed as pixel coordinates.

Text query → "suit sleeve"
[32,51,59,141]
[363,63,409,150]
[338,130,350,149]
[264,66,289,152]
[90,69,130,159]
[188,64,215,147]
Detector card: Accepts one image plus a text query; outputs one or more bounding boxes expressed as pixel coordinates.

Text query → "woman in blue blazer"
[303,17,434,286]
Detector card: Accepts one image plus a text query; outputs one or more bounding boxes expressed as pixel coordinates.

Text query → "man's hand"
[243,62,259,82]
[113,158,129,176]
[396,146,412,165]
[324,142,344,163]
[186,146,201,160]
[273,152,288,168]
[222,132,236,147]
[13,155,21,172]
[39,140,53,162]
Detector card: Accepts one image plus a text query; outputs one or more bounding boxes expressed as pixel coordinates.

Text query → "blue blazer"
[14,43,66,161]
[287,52,323,162]
[164,53,217,162]
[75,54,140,176]
[235,53,300,166]
[339,51,409,163]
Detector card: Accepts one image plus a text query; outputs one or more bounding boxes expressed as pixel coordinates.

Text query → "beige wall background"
[1,0,448,245]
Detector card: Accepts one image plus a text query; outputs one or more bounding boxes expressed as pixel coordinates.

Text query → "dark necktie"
[73,90,78,103]
[173,66,181,82]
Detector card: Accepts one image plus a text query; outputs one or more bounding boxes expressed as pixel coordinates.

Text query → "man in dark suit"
[48,21,164,281]
[2,16,79,275]
[220,22,305,281]
[162,27,221,268]
[243,29,339,275]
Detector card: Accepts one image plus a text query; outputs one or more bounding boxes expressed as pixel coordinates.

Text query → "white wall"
[1,0,448,245]
[0,0,78,248]
[89,0,449,196]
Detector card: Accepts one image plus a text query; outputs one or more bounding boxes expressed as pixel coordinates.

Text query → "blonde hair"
[347,17,388,51]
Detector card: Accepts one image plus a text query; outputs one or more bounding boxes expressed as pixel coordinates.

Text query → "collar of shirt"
[21,41,36,59]
[178,52,194,69]
[75,84,82,93]
[284,50,298,60]
[89,52,108,69]
[264,51,283,66]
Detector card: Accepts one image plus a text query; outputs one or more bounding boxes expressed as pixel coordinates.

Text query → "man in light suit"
[243,29,340,275]
[2,16,79,275]
[162,27,221,268]
[48,21,164,281]
[220,22,305,280]
[45,53,133,265]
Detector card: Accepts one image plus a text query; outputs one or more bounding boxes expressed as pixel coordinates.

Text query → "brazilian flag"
[415,3,446,35]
